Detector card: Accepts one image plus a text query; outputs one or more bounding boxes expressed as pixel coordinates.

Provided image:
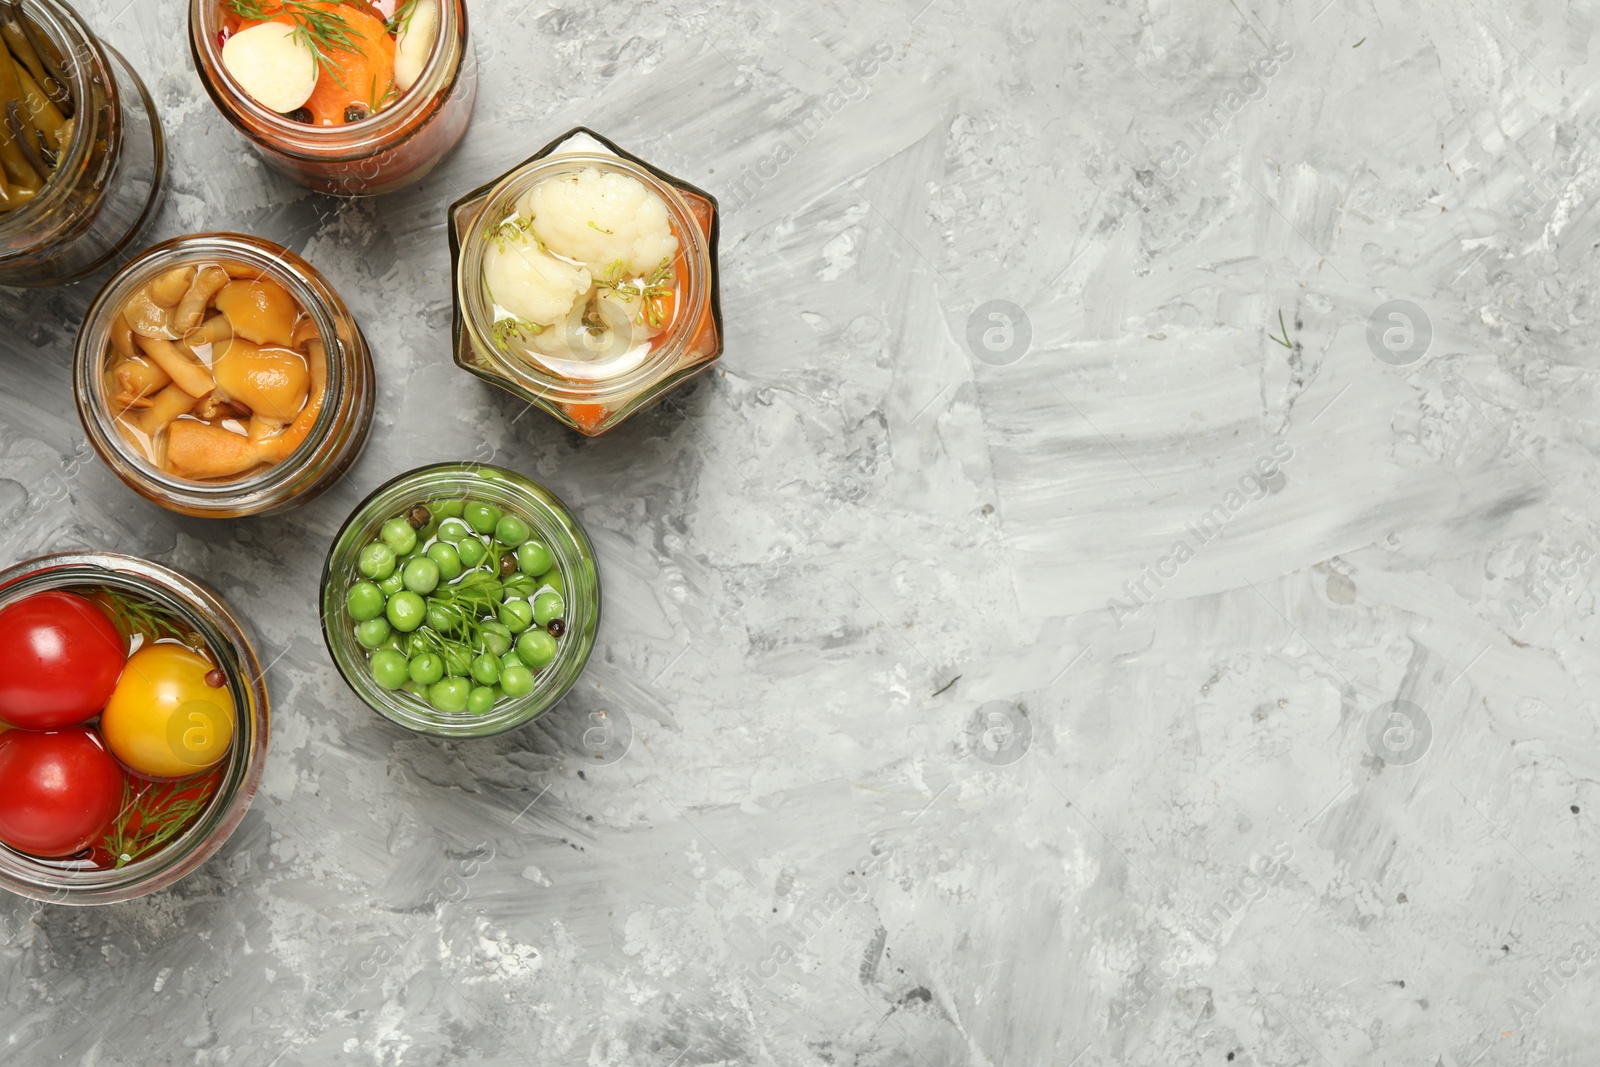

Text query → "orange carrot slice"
[563,404,609,435]
[241,1,395,124]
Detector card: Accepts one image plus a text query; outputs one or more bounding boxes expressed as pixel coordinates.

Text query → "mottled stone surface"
[3,0,1600,1064]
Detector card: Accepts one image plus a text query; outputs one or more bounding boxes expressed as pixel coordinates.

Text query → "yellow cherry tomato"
[101,644,235,779]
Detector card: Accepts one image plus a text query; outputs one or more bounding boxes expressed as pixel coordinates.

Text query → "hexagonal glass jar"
[448,128,722,436]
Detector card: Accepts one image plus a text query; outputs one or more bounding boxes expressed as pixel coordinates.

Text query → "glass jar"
[72,232,375,518]
[320,463,599,738]
[188,0,476,196]
[449,127,723,436]
[0,0,164,287]
[0,552,271,906]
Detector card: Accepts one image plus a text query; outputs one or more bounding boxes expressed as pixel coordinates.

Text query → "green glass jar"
[320,463,600,738]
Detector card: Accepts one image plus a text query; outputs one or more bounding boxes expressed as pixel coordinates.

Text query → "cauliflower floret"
[522,168,679,277]
[483,223,592,326]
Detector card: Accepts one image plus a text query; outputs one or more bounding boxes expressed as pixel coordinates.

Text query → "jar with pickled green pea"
[320,464,599,739]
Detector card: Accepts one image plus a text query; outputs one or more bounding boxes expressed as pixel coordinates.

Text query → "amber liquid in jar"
[189,0,475,196]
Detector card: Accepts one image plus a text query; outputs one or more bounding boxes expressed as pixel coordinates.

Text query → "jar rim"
[73,232,354,512]
[0,552,270,906]
[451,138,717,406]
[0,0,112,241]
[320,463,601,739]
[188,0,461,154]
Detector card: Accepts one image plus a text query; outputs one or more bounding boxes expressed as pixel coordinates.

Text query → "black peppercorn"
[343,103,371,123]
[284,107,313,124]
[546,619,566,638]
[499,553,518,577]
[204,669,227,689]
[407,505,431,530]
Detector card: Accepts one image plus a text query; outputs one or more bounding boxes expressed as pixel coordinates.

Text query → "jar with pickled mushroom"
[73,233,375,518]
[450,128,723,437]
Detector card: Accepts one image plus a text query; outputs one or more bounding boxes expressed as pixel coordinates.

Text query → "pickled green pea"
[456,537,487,568]
[464,501,501,534]
[402,557,441,595]
[536,570,565,597]
[359,542,398,580]
[377,632,405,654]
[503,575,536,600]
[408,652,445,685]
[370,649,410,690]
[500,665,535,697]
[405,631,431,657]
[467,686,498,715]
[495,515,531,546]
[532,591,565,627]
[346,581,385,622]
[378,572,405,596]
[499,598,534,633]
[355,617,392,649]
[516,629,559,669]
[470,653,501,686]
[442,647,474,678]
[432,499,465,519]
[516,540,553,576]
[427,542,463,581]
[477,621,513,656]
[500,649,523,672]
[381,517,418,555]
[437,518,473,544]
[428,678,472,712]
[387,591,426,632]
[426,603,460,634]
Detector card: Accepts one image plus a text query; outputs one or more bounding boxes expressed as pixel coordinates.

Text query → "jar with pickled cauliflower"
[451,129,722,436]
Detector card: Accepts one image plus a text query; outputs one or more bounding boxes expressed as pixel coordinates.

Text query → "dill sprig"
[387,0,421,34]
[225,0,362,93]
[597,258,676,329]
[103,776,214,869]
[90,588,195,646]
[485,213,537,253]
[492,316,544,351]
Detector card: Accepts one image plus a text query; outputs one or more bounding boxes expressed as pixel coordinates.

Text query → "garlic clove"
[393,0,440,93]
[222,22,319,114]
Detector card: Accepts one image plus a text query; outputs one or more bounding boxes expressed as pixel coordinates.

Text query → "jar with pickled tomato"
[188,0,475,196]
[72,232,375,518]
[449,128,723,437]
[0,551,270,906]
[0,0,165,286]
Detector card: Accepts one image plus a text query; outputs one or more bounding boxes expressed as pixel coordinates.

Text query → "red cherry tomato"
[0,591,126,729]
[0,728,126,858]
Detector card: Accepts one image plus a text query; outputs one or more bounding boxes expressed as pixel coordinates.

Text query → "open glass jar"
[0,0,164,287]
[321,463,599,738]
[188,0,476,196]
[450,128,723,436]
[73,232,375,518]
[0,552,270,906]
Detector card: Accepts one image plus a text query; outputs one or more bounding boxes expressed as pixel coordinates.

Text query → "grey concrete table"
[3,0,1598,1064]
